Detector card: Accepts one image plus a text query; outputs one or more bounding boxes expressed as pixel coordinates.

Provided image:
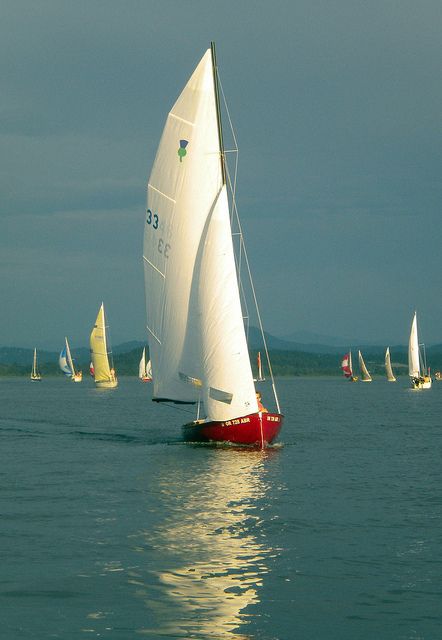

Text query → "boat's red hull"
[182,412,283,447]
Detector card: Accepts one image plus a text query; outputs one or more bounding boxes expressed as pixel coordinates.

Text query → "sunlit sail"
[385,347,396,382]
[90,303,118,389]
[358,350,372,382]
[30,348,42,381]
[408,311,431,389]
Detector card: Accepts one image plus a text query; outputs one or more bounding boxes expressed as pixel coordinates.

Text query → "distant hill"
[247,326,412,356]
[2,338,442,377]
[281,330,360,348]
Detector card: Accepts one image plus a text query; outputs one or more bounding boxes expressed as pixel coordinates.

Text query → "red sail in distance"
[341,353,352,378]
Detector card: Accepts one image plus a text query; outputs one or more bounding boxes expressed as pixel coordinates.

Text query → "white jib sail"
[143,48,257,419]
[197,185,258,421]
[408,312,420,378]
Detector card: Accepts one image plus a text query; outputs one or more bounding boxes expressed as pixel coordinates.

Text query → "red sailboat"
[341,352,358,382]
[143,44,283,447]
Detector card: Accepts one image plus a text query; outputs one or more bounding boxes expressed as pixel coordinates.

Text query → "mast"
[101,303,108,356]
[211,41,227,186]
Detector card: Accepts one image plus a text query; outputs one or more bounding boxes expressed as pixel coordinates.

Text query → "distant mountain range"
[3,329,442,364]
[279,330,391,348]
[247,327,419,355]
[2,331,442,377]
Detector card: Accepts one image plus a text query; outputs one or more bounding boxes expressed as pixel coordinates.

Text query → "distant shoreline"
[1,344,440,378]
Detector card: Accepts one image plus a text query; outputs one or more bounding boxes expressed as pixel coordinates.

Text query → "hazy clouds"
[1,0,441,347]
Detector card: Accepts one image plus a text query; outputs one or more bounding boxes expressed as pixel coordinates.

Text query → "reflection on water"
[130,449,280,638]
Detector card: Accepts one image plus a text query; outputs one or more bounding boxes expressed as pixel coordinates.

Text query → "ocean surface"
[1,376,441,639]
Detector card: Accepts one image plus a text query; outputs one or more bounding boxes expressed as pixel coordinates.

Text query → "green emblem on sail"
[178,139,189,162]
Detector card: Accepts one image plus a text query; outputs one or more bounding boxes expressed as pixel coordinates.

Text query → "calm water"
[1,377,441,639]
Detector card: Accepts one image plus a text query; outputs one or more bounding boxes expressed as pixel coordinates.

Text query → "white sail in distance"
[139,347,152,380]
[31,348,41,380]
[358,350,372,382]
[139,348,145,379]
[408,312,420,378]
[385,347,396,382]
[90,303,116,386]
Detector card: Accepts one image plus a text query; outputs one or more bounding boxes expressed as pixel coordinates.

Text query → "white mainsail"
[408,312,420,378]
[358,350,372,382]
[385,347,396,382]
[143,48,258,421]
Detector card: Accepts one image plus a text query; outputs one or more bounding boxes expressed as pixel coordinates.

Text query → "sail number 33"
[146,209,170,259]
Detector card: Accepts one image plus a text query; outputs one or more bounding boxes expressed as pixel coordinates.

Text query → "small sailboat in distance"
[139,347,152,382]
[358,350,372,382]
[30,348,42,381]
[408,311,431,389]
[143,43,283,446]
[59,337,82,382]
[90,303,118,388]
[385,347,396,382]
[341,351,358,381]
[253,351,266,382]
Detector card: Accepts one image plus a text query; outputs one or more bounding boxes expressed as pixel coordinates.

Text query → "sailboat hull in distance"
[182,412,283,446]
[94,379,118,389]
[411,376,432,390]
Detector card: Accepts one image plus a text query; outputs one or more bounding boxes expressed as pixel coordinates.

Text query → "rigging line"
[227,172,250,331]
[221,126,250,325]
[146,324,162,345]
[217,80,246,309]
[154,400,198,416]
[219,70,280,412]
[230,176,281,414]
[218,76,239,160]
[220,112,251,333]
[218,74,239,222]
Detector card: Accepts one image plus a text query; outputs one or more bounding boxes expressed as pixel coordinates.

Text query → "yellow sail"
[90,303,117,387]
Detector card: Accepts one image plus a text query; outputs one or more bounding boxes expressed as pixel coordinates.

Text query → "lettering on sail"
[146,208,171,258]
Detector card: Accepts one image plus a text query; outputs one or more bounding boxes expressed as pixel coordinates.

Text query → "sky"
[1,0,441,349]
